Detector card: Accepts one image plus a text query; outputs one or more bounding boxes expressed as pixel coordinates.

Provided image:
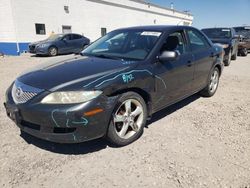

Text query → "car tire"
[48,46,58,56]
[241,48,248,56]
[224,50,232,66]
[106,92,147,146]
[200,67,220,97]
[231,50,237,60]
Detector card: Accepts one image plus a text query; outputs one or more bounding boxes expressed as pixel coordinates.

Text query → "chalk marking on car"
[94,69,167,89]
[83,67,129,88]
[72,117,89,126]
[51,109,60,127]
[122,74,134,83]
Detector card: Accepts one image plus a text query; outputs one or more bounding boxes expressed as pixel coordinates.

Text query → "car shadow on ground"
[21,132,109,155]
[147,94,200,126]
[20,94,200,155]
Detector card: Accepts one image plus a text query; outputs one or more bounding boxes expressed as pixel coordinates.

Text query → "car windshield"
[234,27,250,38]
[46,34,64,41]
[82,30,162,60]
[202,28,232,39]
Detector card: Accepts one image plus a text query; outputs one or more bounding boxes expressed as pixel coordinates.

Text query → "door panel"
[154,53,194,105]
[186,29,214,90]
[152,30,195,110]
[192,48,214,89]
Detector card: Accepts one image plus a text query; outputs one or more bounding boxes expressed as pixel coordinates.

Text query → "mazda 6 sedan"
[4,26,224,146]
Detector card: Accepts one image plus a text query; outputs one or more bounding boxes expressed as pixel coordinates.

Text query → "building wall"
[0,0,19,55]
[0,0,193,55]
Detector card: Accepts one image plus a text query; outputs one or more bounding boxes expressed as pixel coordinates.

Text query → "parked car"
[28,33,90,56]
[234,26,250,56]
[5,26,224,146]
[201,27,239,66]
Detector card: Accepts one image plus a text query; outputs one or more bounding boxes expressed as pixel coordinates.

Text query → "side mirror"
[158,51,180,62]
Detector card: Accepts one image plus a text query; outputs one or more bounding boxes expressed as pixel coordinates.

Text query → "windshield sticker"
[141,31,161,37]
[244,27,250,30]
[222,29,230,32]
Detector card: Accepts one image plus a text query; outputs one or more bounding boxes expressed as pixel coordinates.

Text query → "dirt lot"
[0,53,250,188]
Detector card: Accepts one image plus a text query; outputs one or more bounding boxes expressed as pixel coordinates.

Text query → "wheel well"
[49,45,57,50]
[109,88,152,116]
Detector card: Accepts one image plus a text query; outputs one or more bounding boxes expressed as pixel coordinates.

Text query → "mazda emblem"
[16,87,23,98]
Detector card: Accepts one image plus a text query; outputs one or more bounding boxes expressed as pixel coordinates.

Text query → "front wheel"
[106,92,147,146]
[48,46,58,56]
[224,50,232,66]
[200,67,220,97]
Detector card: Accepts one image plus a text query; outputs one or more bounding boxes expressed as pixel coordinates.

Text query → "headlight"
[39,43,48,48]
[41,90,103,104]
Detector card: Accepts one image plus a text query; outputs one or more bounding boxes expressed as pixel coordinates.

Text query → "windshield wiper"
[82,53,124,61]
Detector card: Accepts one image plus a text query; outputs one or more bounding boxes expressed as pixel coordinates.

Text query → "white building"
[0,0,193,55]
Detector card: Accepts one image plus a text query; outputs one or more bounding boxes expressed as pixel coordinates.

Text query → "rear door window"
[72,34,82,40]
[187,29,210,51]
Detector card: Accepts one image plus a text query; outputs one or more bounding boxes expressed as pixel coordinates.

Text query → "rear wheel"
[107,92,147,146]
[48,46,58,56]
[200,67,220,97]
[241,48,248,56]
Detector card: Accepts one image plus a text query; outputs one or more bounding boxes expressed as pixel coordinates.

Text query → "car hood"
[17,55,135,91]
[209,38,231,44]
[30,39,54,46]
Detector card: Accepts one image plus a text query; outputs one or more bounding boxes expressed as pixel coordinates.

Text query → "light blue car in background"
[28,33,90,56]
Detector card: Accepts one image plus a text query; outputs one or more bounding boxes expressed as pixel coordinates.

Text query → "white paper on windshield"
[244,26,250,30]
[141,31,161,37]
[222,29,230,32]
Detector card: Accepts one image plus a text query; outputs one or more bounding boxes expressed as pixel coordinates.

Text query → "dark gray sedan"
[29,33,90,56]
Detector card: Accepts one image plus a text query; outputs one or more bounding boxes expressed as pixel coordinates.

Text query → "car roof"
[202,27,232,30]
[115,25,197,32]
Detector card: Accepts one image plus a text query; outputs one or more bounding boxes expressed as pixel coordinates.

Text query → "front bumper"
[28,45,49,55]
[4,86,118,143]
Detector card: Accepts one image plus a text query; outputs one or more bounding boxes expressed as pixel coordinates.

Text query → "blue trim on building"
[0,42,29,56]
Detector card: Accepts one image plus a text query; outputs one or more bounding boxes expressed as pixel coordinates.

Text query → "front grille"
[29,45,36,50]
[11,80,43,104]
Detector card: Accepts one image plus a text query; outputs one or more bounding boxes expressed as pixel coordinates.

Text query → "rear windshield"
[202,28,232,39]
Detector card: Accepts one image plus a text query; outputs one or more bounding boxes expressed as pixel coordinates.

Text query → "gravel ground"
[0,53,250,188]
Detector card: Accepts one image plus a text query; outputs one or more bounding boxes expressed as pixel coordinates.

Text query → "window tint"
[72,34,82,40]
[35,23,46,35]
[63,34,71,40]
[187,29,209,51]
[161,31,186,54]
[83,30,162,60]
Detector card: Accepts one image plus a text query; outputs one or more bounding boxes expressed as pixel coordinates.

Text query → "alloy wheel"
[113,99,144,139]
[209,69,219,93]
